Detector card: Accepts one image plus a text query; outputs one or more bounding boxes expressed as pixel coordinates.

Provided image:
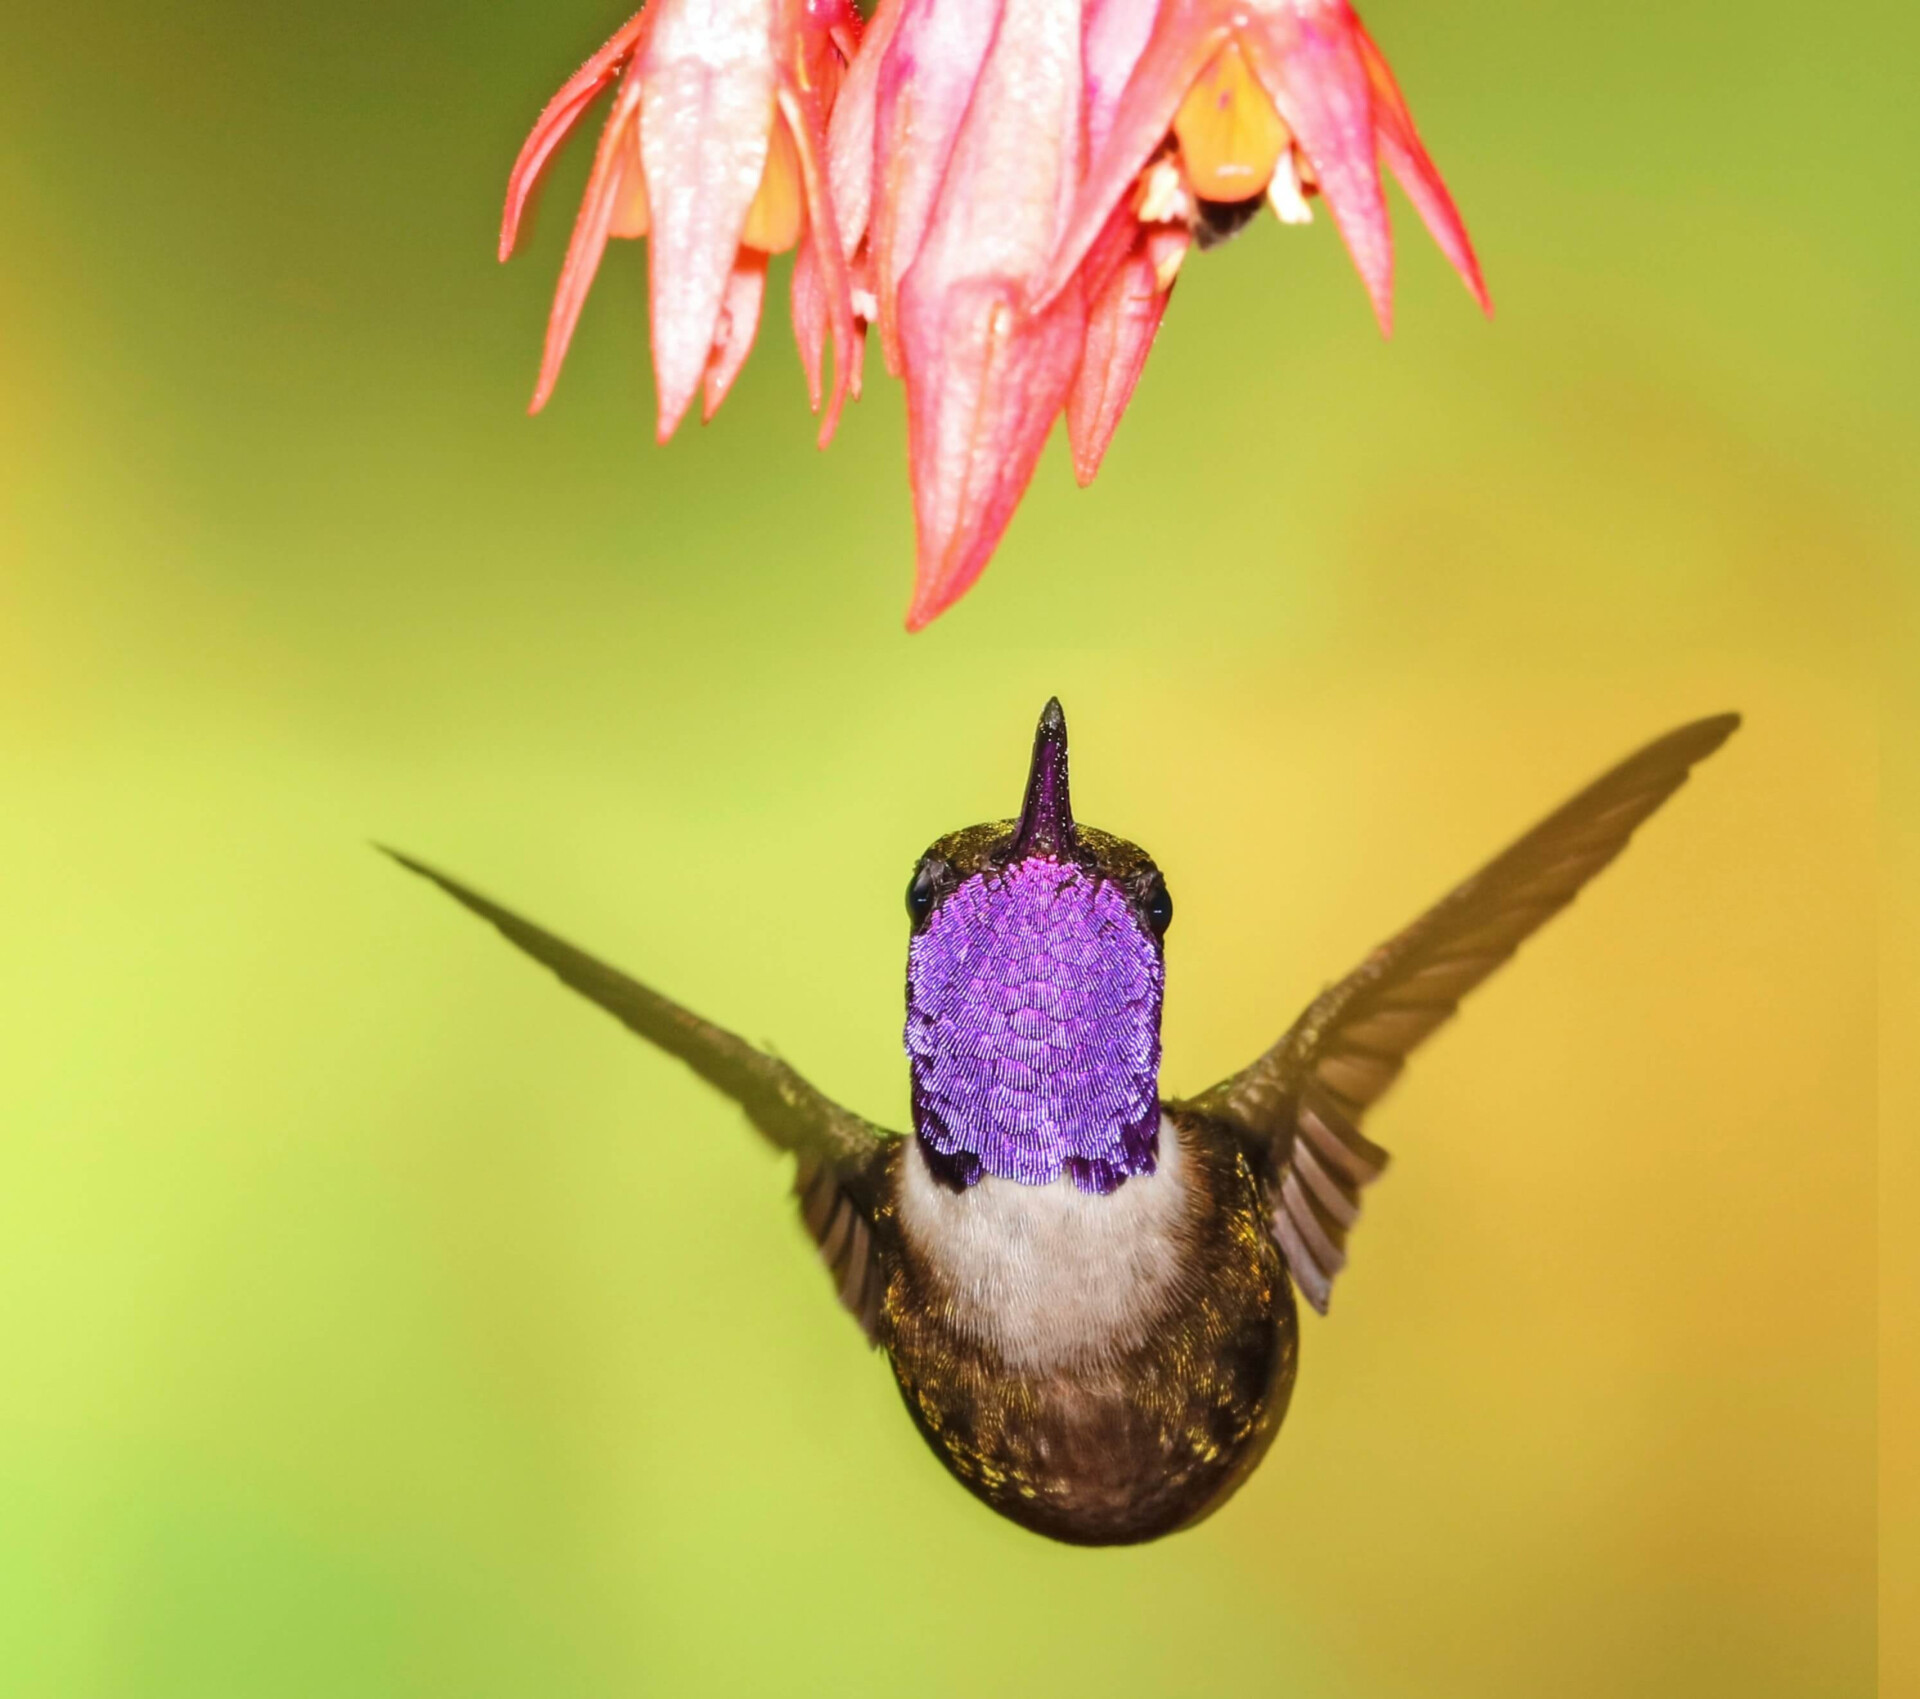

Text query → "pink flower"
[1061,0,1189,487]
[826,0,1093,629]
[501,0,863,444]
[501,0,1490,629]
[1039,0,1490,336]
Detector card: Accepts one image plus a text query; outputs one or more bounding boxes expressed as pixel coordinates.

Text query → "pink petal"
[897,0,1089,627]
[903,0,1085,291]
[637,0,782,441]
[791,231,829,414]
[1241,1,1394,335]
[1066,225,1183,485]
[1082,0,1161,157]
[824,0,902,262]
[870,0,1005,374]
[902,282,1087,628]
[807,0,863,63]
[1073,192,1145,305]
[1037,0,1225,308]
[702,252,771,419]
[848,327,868,399]
[846,246,875,399]
[1355,20,1490,315]
[529,76,647,413]
[501,8,653,262]
[779,82,858,445]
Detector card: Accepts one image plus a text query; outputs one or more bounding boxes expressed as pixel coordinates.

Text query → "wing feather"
[384,849,895,1340]
[1186,713,1739,1314]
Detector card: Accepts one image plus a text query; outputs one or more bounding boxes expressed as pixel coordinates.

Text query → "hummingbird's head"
[904,698,1172,1195]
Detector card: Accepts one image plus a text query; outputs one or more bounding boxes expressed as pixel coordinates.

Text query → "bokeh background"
[2,0,1909,1694]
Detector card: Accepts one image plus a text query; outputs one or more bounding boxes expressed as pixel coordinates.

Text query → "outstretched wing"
[1186,714,1740,1315]
[383,849,898,1340]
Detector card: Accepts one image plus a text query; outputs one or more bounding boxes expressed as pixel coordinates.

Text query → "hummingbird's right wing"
[382,850,899,1342]
[1184,714,1740,1316]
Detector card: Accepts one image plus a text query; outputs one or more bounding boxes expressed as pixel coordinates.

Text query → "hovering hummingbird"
[385,701,1737,1546]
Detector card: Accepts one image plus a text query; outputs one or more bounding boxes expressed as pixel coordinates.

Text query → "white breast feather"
[895,1112,1194,1372]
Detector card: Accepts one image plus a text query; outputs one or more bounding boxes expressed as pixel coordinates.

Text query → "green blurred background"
[2,0,1909,1694]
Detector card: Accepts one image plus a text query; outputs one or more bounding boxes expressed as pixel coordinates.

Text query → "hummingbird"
[385,700,1738,1547]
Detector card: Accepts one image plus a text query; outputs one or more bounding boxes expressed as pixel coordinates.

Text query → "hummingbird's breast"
[877,1107,1296,1545]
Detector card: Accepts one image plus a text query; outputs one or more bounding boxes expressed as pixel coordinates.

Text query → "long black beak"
[1009,697,1075,859]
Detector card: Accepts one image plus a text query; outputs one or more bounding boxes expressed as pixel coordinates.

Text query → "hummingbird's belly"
[883,1111,1296,1545]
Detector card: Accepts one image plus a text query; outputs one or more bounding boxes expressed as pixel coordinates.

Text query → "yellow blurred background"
[2,0,1908,1694]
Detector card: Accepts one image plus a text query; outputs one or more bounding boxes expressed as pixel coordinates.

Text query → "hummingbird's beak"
[1010,697,1075,859]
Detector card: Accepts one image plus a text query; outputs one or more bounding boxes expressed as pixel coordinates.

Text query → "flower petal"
[846,248,875,399]
[1037,0,1225,308]
[825,0,902,262]
[638,0,782,441]
[903,282,1087,629]
[1066,226,1183,485]
[1082,0,1160,157]
[1240,1,1393,334]
[871,0,1005,374]
[1072,194,1146,305]
[530,76,647,414]
[779,82,858,445]
[897,0,1088,627]
[1355,20,1489,315]
[501,8,654,262]
[807,0,863,64]
[702,251,771,419]
[793,229,869,417]
[791,232,829,413]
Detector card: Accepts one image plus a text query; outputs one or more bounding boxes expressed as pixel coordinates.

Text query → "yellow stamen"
[609,124,650,238]
[1172,39,1288,204]
[741,120,804,255]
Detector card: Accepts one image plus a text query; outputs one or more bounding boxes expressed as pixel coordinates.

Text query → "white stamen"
[1267,148,1314,225]
[1134,157,1193,228]
[851,287,878,322]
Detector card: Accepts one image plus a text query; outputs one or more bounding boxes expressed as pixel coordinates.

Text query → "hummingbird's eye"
[1144,877,1173,937]
[906,858,950,928]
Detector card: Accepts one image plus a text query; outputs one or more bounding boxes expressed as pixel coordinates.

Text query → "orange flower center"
[1172,40,1289,203]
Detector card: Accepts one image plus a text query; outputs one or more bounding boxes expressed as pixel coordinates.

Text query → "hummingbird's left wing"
[382,850,899,1341]
[1183,714,1739,1315]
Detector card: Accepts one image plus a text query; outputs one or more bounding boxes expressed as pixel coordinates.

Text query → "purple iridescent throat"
[904,704,1164,1195]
